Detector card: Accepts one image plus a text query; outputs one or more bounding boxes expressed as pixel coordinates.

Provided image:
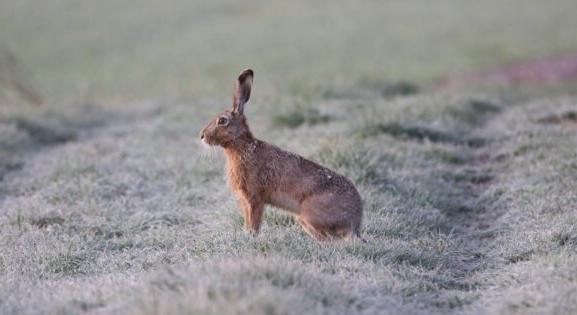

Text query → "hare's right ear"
[232,69,253,115]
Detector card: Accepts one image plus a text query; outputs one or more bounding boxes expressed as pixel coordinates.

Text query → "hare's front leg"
[238,194,265,233]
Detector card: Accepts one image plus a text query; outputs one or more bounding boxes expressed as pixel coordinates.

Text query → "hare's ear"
[232,69,253,115]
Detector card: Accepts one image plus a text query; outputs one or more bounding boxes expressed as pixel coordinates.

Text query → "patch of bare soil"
[437,53,577,89]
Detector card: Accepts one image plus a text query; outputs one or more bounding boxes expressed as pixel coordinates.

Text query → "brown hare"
[200,69,363,241]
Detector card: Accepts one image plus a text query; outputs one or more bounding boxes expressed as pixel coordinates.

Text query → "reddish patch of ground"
[437,53,577,89]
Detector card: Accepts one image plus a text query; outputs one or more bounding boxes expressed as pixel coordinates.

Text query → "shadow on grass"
[12,117,77,144]
[0,104,113,182]
[273,108,332,129]
[537,110,577,127]
[360,123,487,147]
[448,99,501,127]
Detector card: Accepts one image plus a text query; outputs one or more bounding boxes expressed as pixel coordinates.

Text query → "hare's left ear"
[232,69,253,115]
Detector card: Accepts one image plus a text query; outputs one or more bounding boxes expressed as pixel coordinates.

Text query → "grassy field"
[1,1,577,314]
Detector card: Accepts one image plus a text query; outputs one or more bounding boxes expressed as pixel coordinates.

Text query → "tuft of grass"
[426,148,468,165]
[30,215,65,228]
[45,245,86,275]
[264,210,296,228]
[379,81,420,98]
[537,110,577,124]
[447,99,502,126]
[273,108,332,129]
[359,79,421,99]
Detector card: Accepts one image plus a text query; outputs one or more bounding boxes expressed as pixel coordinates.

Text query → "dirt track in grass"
[438,53,577,89]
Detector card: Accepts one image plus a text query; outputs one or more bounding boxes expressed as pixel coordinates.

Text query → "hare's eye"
[218,117,228,125]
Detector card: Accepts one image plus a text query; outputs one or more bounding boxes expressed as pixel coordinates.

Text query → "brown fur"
[200,69,363,241]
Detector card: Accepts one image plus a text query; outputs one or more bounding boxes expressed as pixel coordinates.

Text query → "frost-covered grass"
[1,92,576,315]
[1,1,577,314]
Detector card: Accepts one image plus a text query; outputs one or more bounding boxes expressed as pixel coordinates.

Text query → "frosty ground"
[1,1,577,314]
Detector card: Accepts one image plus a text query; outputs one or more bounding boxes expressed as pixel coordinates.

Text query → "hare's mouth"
[201,136,218,146]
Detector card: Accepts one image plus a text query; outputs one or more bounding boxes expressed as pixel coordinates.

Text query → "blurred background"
[1,0,577,105]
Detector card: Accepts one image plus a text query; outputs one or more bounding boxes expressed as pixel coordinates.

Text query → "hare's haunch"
[200,69,363,241]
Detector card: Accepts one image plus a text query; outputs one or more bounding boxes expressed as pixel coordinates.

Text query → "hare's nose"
[200,132,205,140]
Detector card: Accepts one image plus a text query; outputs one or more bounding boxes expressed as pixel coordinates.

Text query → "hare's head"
[200,69,254,147]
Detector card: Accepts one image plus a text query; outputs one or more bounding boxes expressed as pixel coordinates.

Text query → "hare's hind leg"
[296,217,328,241]
[298,195,356,241]
[297,215,351,241]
